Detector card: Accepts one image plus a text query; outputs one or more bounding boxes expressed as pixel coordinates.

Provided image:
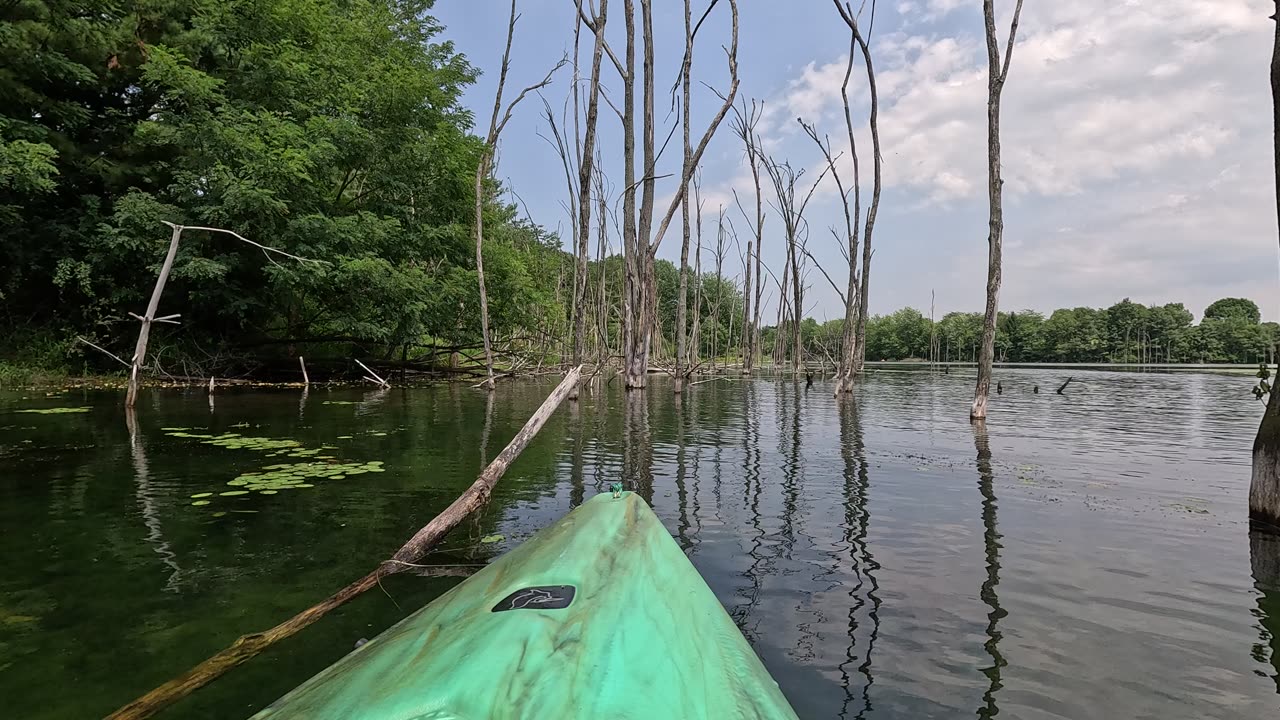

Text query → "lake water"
[1,369,1278,719]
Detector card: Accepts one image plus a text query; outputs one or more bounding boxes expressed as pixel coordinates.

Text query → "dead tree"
[474,0,566,391]
[585,0,739,389]
[574,0,608,372]
[798,118,859,394]
[731,100,766,375]
[832,0,882,382]
[709,206,728,371]
[674,0,696,393]
[763,157,828,374]
[1252,1,1280,526]
[970,0,1025,419]
[691,175,704,366]
[123,222,320,408]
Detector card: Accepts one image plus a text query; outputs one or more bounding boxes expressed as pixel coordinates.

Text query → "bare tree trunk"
[298,356,309,386]
[831,1,882,379]
[674,0,694,393]
[574,0,608,372]
[595,167,610,363]
[774,261,789,369]
[608,0,737,390]
[692,184,704,367]
[971,0,1024,420]
[710,207,727,372]
[763,156,828,376]
[732,101,765,375]
[126,223,183,408]
[475,0,565,392]
[1252,2,1280,526]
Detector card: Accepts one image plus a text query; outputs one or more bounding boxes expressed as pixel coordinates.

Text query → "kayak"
[251,491,798,719]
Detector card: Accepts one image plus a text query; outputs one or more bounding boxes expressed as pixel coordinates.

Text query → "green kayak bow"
[252,491,797,719]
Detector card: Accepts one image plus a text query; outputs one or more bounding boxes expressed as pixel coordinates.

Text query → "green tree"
[1204,297,1262,324]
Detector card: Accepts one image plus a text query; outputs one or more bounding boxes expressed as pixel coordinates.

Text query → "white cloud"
[740,0,1278,317]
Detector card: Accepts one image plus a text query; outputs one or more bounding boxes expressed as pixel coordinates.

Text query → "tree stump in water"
[1252,388,1280,526]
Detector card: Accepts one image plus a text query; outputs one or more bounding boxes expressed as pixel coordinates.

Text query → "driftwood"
[299,356,310,386]
[355,358,390,388]
[1056,376,1074,394]
[107,365,583,720]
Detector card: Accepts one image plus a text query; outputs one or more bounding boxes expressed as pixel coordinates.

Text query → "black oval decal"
[491,585,576,612]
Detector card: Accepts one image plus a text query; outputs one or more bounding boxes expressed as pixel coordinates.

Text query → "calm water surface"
[1,369,1278,718]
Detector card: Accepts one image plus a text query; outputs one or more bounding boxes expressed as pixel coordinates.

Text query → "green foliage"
[868,297,1271,364]
[0,0,568,369]
[1204,297,1261,324]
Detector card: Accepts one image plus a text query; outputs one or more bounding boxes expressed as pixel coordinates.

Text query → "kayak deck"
[252,491,797,719]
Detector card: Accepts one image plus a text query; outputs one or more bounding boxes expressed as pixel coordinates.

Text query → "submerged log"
[1056,376,1074,394]
[108,365,583,720]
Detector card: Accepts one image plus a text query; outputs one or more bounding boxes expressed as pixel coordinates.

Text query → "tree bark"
[574,0,607,371]
[126,223,183,408]
[971,0,1024,420]
[674,0,694,393]
[1252,2,1280,527]
[108,366,583,720]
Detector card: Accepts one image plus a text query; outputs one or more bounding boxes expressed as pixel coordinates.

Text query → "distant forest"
[819,297,1275,365]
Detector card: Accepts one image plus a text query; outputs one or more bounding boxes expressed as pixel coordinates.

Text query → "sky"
[434,0,1280,323]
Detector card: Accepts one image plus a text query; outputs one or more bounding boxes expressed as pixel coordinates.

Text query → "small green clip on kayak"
[252,491,798,719]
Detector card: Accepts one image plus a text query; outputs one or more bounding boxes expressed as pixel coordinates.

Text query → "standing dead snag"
[674,0,696,394]
[474,0,567,392]
[831,0,882,384]
[125,222,320,409]
[970,0,1025,420]
[573,0,609,383]
[586,0,739,389]
[108,366,584,720]
[731,100,766,375]
[762,156,828,374]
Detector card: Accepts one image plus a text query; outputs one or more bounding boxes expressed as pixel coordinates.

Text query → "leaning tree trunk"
[971,0,1024,420]
[1252,3,1280,527]
[126,223,183,408]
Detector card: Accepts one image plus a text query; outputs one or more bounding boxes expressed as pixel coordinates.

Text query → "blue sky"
[434,0,1279,322]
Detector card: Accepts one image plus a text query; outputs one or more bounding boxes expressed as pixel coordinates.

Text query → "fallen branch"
[1057,376,1074,395]
[299,356,310,386]
[107,365,583,720]
[76,337,130,368]
[355,358,390,388]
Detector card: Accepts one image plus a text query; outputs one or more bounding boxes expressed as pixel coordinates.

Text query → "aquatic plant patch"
[16,407,90,415]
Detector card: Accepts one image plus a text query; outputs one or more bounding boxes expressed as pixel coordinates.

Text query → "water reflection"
[1252,524,1280,692]
[126,408,181,592]
[623,391,653,503]
[971,420,1006,719]
[838,401,881,720]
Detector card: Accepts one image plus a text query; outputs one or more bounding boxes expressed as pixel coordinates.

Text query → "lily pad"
[17,407,90,415]
[480,534,505,544]
[219,490,249,497]
[190,492,213,499]
[191,500,211,506]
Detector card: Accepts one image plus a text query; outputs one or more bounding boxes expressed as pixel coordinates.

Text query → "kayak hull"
[252,491,797,719]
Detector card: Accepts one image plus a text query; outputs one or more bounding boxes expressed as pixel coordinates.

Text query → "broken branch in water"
[1057,377,1074,395]
[107,365,583,720]
[355,358,390,388]
[76,336,130,368]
